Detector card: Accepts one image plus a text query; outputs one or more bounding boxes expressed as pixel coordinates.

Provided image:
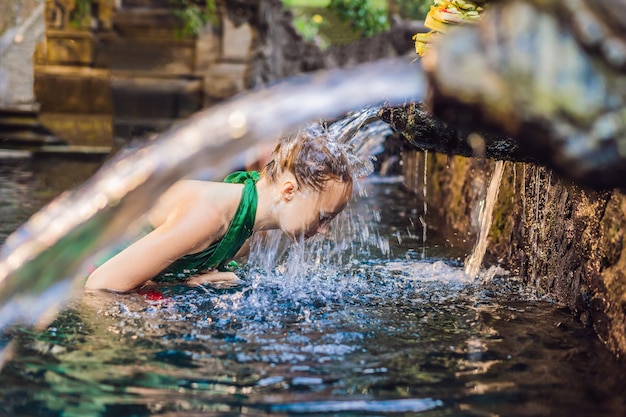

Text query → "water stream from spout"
[0,58,424,332]
[421,150,428,258]
[246,108,393,275]
[464,160,505,279]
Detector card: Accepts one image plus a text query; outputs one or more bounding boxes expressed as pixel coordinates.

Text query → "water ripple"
[267,397,444,413]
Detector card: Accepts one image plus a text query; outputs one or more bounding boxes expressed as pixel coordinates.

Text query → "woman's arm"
[85,225,190,292]
[85,185,227,293]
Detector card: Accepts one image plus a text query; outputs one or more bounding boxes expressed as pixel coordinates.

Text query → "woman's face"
[278,178,352,241]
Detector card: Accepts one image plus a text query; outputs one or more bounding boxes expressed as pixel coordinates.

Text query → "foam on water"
[88,208,504,338]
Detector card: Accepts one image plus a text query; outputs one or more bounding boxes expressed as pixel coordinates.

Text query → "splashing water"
[0,58,424,332]
[241,114,399,308]
[465,160,506,279]
[421,150,428,258]
[2,169,623,417]
[238,173,469,327]
[326,105,391,178]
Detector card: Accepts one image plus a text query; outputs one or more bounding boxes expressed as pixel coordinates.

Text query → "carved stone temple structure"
[34,0,328,149]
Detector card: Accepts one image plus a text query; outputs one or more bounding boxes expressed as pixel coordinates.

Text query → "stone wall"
[34,0,113,147]
[33,0,417,149]
[402,150,626,359]
[35,0,317,147]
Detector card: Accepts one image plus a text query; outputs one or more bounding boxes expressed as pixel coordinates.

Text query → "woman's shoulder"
[162,180,234,205]
[149,180,233,225]
[164,179,234,200]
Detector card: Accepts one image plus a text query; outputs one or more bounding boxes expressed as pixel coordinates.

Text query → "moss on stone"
[401,149,626,360]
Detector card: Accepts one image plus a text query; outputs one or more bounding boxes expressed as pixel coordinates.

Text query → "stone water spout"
[382,0,626,190]
[0,58,423,332]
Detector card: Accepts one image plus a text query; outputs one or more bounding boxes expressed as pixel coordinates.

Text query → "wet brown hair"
[261,123,353,192]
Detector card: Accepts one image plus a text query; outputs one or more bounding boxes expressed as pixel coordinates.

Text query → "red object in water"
[139,289,166,301]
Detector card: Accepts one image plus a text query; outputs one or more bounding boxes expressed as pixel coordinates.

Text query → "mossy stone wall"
[402,150,626,359]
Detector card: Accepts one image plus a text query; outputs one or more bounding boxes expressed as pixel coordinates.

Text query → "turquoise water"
[1,156,625,416]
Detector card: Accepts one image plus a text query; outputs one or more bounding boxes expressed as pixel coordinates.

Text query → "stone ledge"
[33,64,110,78]
[34,65,112,114]
[43,29,95,66]
[112,76,202,119]
[38,112,112,147]
[112,8,186,39]
[203,62,248,101]
[98,34,196,74]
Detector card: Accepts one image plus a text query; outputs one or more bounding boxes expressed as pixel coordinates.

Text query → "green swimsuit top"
[154,171,259,282]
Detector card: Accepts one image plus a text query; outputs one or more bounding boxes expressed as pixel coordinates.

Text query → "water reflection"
[0,153,102,243]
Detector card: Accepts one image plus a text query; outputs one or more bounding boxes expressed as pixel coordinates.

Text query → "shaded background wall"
[31,0,419,150]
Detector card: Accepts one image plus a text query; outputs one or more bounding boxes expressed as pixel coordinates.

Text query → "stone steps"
[111,7,183,39]
[28,0,297,146]
[0,106,109,154]
[105,3,203,139]
[0,106,62,148]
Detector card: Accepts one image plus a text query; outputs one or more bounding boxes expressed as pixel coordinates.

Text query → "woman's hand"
[186,270,242,288]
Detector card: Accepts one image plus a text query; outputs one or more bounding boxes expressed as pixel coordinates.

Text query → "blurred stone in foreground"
[410,0,626,190]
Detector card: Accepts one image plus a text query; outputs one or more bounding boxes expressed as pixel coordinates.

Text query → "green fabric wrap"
[154,171,259,282]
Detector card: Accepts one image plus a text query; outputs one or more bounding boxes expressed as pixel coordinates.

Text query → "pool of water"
[0,153,102,242]
[1,155,625,417]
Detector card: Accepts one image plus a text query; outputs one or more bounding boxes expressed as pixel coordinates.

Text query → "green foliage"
[395,0,432,20]
[327,0,389,37]
[70,0,93,29]
[292,13,325,43]
[170,0,218,37]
